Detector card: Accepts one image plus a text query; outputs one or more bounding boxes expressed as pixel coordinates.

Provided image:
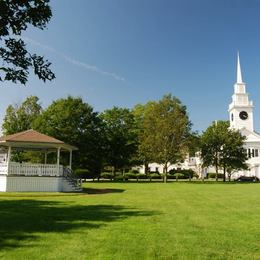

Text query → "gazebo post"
[44,151,47,165]
[69,149,72,170]
[57,147,61,175]
[6,146,12,174]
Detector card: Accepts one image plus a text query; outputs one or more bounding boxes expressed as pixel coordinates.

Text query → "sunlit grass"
[0,182,259,259]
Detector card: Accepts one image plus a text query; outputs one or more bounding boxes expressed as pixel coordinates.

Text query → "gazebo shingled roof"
[0,129,77,151]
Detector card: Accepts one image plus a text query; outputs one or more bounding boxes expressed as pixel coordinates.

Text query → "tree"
[139,94,191,182]
[0,0,55,84]
[200,121,248,181]
[2,95,42,135]
[100,107,138,174]
[132,102,156,174]
[33,96,104,174]
[220,131,248,182]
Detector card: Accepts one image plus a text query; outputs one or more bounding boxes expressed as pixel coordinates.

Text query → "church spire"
[237,52,243,83]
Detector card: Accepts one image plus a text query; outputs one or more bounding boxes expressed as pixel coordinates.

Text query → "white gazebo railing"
[0,162,64,176]
[0,163,8,174]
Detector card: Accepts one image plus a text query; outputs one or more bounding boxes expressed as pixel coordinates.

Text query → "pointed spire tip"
[237,52,243,84]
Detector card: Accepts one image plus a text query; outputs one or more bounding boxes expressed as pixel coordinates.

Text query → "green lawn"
[0,182,259,259]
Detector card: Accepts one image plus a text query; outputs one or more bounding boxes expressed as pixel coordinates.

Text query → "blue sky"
[2,0,260,132]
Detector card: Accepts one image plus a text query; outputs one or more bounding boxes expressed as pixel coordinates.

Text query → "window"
[248,149,251,158]
[255,149,259,157]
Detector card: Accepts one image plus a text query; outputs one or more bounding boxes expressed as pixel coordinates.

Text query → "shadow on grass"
[82,187,125,194]
[0,200,158,250]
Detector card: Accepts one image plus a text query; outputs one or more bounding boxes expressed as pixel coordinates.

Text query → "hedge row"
[74,168,198,180]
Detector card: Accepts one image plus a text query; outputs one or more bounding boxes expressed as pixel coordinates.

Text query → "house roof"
[0,129,77,151]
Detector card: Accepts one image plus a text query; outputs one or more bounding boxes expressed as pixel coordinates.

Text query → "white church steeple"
[229,53,254,132]
[237,52,243,84]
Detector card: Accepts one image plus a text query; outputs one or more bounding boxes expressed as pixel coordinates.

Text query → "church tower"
[229,53,254,132]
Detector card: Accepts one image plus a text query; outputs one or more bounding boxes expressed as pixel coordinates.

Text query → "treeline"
[2,94,198,181]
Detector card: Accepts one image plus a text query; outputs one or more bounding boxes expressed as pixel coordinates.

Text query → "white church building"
[137,54,260,179]
[228,54,260,179]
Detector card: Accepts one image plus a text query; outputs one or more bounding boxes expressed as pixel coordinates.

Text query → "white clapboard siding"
[6,176,63,192]
[5,176,77,192]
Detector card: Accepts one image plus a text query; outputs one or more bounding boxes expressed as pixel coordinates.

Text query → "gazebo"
[0,129,81,192]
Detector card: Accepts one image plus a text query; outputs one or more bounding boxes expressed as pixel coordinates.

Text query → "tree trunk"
[223,166,226,182]
[215,163,218,182]
[163,163,168,183]
[144,162,149,175]
[123,169,125,182]
[112,166,115,178]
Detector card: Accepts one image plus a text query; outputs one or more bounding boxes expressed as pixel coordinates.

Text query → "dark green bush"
[130,169,140,174]
[149,173,162,179]
[173,173,185,178]
[100,172,114,180]
[136,173,147,179]
[74,169,90,179]
[125,172,137,179]
[150,171,159,174]
[114,174,125,181]
[169,169,195,179]
[207,173,224,179]
[166,174,175,179]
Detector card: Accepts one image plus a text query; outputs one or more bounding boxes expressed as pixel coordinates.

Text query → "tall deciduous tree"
[101,107,138,174]
[200,121,248,181]
[2,95,42,134]
[140,94,191,182]
[0,0,55,84]
[33,96,104,174]
[132,102,156,174]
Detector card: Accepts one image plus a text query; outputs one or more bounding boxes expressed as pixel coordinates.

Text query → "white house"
[0,129,81,192]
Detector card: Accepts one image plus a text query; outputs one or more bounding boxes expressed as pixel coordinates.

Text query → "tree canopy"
[2,95,42,135]
[0,0,55,84]
[132,102,156,173]
[200,121,248,181]
[100,107,138,173]
[33,96,104,173]
[136,94,191,182]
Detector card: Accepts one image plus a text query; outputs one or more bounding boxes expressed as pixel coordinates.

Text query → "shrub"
[169,169,195,179]
[74,169,90,179]
[207,173,224,179]
[136,173,147,180]
[173,173,185,178]
[114,174,125,181]
[149,173,162,179]
[130,169,140,174]
[150,171,160,174]
[100,172,113,180]
[125,172,137,179]
[166,174,175,179]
